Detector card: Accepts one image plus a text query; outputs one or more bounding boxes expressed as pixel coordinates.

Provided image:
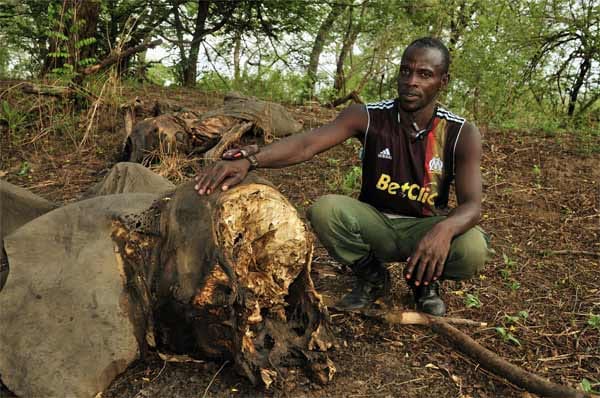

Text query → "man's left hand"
[405,223,453,286]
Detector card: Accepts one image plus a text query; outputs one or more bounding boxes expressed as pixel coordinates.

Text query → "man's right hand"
[194,159,250,195]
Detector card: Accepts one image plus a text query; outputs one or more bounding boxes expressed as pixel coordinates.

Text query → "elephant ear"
[0,193,159,398]
[82,162,175,198]
[1,180,56,291]
[0,179,56,240]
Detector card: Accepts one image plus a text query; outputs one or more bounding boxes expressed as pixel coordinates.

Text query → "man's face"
[397,46,448,112]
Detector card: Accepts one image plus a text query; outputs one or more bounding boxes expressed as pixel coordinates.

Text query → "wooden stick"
[21,83,72,98]
[363,309,487,327]
[428,319,598,398]
[364,308,597,398]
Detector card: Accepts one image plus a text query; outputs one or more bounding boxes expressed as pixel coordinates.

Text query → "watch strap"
[246,154,259,170]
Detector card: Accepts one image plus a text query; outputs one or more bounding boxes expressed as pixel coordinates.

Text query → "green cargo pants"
[307,194,493,280]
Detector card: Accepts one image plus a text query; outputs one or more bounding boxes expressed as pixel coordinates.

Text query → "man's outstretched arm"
[194,104,367,195]
[405,122,483,286]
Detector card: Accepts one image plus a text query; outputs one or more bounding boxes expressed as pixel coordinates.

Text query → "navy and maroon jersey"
[358,98,465,217]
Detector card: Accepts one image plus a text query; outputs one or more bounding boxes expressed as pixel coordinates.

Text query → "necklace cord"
[398,105,438,141]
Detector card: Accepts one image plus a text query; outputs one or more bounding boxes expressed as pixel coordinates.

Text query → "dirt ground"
[1,84,598,398]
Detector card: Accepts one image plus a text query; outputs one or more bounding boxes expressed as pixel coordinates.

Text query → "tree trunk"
[304,3,347,99]
[107,0,118,46]
[233,31,242,84]
[76,0,100,63]
[183,0,210,87]
[41,0,67,76]
[448,0,470,55]
[41,0,101,77]
[172,3,188,85]
[333,2,366,95]
[568,54,591,116]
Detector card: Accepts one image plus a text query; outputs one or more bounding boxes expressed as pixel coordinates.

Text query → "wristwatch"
[246,154,259,170]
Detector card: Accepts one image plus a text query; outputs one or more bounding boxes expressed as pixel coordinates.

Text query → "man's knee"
[445,227,490,280]
[307,194,350,230]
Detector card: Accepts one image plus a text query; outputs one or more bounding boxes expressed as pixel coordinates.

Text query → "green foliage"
[532,164,542,187]
[464,293,482,309]
[504,311,528,325]
[0,0,597,132]
[0,44,9,77]
[495,327,521,346]
[17,161,31,176]
[580,378,600,394]
[197,68,310,104]
[326,164,362,197]
[1,100,27,140]
[502,253,517,269]
[327,158,340,166]
[45,2,98,79]
[146,63,177,87]
[499,253,521,291]
[75,37,96,49]
[588,314,600,330]
[341,166,362,195]
[506,280,521,291]
[517,310,529,320]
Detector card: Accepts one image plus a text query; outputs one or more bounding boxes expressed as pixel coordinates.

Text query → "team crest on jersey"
[378,148,392,160]
[428,157,443,174]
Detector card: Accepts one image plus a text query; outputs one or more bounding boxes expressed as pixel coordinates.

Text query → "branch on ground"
[366,308,598,398]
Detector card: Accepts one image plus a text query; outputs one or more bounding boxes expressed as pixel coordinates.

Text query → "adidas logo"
[378,148,392,160]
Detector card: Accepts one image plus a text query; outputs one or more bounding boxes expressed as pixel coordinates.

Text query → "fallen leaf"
[451,374,461,385]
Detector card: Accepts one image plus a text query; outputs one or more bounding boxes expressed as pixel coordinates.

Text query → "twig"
[543,250,600,258]
[202,360,229,398]
[151,359,167,382]
[538,353,573,362]
[79,79,108,149]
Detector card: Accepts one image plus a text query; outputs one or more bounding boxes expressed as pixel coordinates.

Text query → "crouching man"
[195,37,493,316]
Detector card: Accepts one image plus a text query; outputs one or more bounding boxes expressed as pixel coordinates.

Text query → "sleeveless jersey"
[358,98,465,217]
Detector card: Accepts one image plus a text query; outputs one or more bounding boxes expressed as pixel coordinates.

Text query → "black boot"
[411,281,446,316]
[335,253,390,311]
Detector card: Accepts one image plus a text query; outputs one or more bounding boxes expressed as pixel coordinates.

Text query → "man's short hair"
[406,37,451,74]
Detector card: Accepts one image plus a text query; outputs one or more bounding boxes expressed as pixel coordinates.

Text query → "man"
[195,37,492,316]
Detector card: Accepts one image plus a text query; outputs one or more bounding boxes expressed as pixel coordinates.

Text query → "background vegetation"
[0,0,598,134]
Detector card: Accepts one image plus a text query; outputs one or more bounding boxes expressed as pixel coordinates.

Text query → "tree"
[525,0,599,117]
[164,0,239,86]
[41,0,101,77]
[333,1,368,96]
[304,2,348,99]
